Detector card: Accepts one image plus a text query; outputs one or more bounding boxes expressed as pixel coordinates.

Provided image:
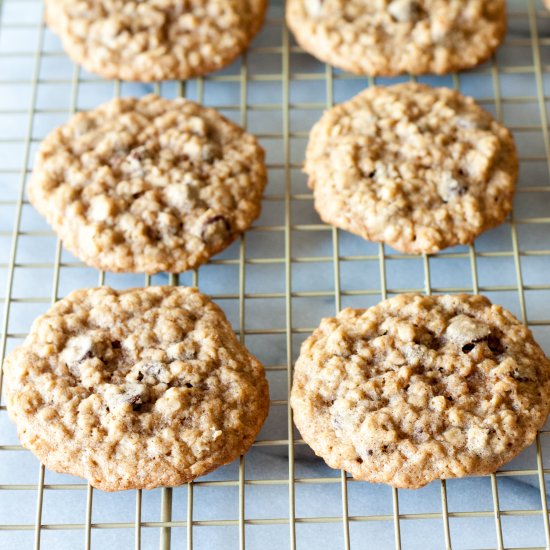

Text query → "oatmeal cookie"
[29,95,267,274]
[286,0,506,76]
[291,294,550,488]
[305,83,517,254]
[3,286,269,491]
[45,0,267,81]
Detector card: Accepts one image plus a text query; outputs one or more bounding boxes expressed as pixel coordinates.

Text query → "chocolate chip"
[511,371,530,383]
[126,394,143,411]
[461,334,504,356]
[414,328,442,349]
[356,457,363,464]
[185,382,193,389]
[431,337,444,350]
[200,215,232,244]
[182,349,198,361]
[462,343,475,353]
[447,315,491,348]
[438,172,468,203]
[204,215,230,231]
[448,181,467,198]
[109,383,150,413]
[62,336,98,368]
[111,340,121,349]
[487,335,504,355]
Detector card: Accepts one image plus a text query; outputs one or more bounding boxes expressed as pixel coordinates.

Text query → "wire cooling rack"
[1,0,550,549]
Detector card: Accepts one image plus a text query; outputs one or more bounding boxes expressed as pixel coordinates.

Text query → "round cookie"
[45,0,267,81]
[305,83,517,254]
[291,294,550,489]
[3,286,269,491]
[29,95,267,274]
[286,0,506,76]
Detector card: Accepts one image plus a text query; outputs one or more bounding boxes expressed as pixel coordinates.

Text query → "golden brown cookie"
[3,286,269,491]
[29,95,267,274]
[305,83,517,254]
[291,294,550,489]
[286,0,506,76]
[45,0,267,81]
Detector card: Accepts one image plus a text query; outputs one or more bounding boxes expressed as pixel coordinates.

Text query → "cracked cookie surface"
[286,0,506,76]
[4,286,269,491]
[29,95,267,274]
[45,0,267,81]
[305,83,517,254]
[291,294,550,488]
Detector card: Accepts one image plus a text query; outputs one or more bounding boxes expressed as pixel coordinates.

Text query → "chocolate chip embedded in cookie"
[45,0,267,81]
[3,286,270,491]
[291,293,550,489]
[28,95,267,274]
[305,83,517,254]
[286,0,506,76]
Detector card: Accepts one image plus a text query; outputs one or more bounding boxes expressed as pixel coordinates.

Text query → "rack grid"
[1,0,550,549]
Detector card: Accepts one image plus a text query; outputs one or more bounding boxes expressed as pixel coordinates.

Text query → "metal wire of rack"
[1,0,550,549]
